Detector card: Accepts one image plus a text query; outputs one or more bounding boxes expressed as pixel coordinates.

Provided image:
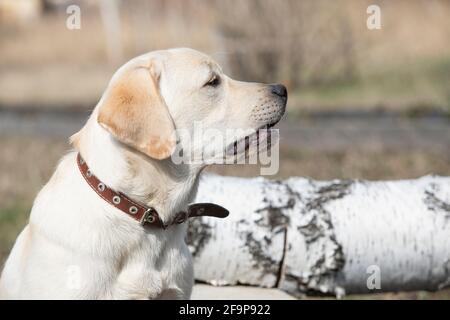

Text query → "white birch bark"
[187,174,450,297]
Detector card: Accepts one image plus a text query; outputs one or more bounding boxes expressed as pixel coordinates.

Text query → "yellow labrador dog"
[0,48,287,299]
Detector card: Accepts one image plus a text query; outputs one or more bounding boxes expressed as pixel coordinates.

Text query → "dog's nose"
[271,84,288,101]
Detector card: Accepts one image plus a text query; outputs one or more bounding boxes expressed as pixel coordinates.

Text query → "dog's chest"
[108,225,192,299]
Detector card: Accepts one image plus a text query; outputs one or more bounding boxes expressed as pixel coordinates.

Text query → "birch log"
[187,174,450,297]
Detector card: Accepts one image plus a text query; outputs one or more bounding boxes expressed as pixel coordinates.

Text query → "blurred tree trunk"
[188,174,450,297]
[99,0,122,65]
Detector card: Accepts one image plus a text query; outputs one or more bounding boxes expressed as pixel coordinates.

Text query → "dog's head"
[97,48,287,163]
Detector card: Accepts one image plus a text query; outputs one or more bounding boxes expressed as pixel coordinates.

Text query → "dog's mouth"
[225,121,279,157]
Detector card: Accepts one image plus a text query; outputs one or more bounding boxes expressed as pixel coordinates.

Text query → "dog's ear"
[97,62,176,160]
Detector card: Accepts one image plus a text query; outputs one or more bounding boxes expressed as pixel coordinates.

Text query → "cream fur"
[0,48,286,299]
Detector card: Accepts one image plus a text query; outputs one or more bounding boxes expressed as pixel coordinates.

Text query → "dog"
[0,48,287,299]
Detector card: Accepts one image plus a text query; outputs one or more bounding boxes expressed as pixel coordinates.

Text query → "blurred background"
[0,0,449,299]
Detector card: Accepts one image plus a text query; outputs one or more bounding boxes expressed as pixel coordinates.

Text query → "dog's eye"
[205,75,220,87]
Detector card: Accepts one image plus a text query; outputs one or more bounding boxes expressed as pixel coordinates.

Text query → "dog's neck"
[73,110,203,224]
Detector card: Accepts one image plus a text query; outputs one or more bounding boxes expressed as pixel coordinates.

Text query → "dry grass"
[1,137,448,209]
[209,146,450,181]
[1,0,450,111]
[1,136,448,210]
[0,137,69,264]
[0,136,69,208]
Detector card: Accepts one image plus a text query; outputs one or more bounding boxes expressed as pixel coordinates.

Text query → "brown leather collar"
[76,153,228,229]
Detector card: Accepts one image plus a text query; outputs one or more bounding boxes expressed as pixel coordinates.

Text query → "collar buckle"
[140,208,156,226]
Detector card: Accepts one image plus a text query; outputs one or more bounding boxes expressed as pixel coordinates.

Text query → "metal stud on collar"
[97,183,105,192]
[129,206,138,215]
[112,196,121,204]
[86,169,92,178]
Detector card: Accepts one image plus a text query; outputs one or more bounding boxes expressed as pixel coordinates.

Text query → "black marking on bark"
[304,180,353,212]
[292,180,352,296]
[255,180,295,231]
[438,259,450,290]
[242,180,297,280]
[284,273,337,297]
[186,218,212,257]
[243,232,280,276]
[254,206,290,232]
[275,226,288,288]
[425,183,450,217]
